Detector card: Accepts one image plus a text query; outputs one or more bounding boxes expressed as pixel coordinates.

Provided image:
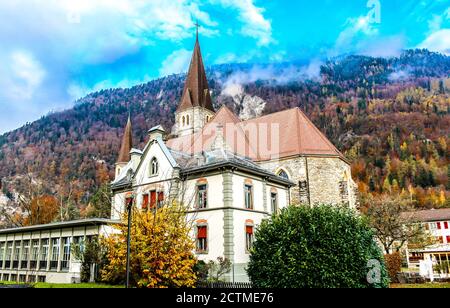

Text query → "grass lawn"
[0,281,123,288]
[391,283,450,288]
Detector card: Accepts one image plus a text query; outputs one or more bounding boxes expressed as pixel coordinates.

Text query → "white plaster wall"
[232,174,265,212]
[134,141,175,185]
[232,210,267,264]
[182,175,223,209]
[188,210,225,262]
[112,192,127,219]
[266,185,288,214]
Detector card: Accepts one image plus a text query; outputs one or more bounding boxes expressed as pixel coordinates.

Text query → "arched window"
[150,157,159,176]
[277,169,289,180]
[182,116,185,127]
[186,115,190,126]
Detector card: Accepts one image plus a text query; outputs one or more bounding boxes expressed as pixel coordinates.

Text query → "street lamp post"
[125,198,133,288]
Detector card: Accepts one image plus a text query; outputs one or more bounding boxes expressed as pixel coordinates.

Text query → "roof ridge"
[241,107,300,124]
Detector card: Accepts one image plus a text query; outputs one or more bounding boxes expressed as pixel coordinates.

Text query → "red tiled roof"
[166,106,346,162]
[404,208,450,222]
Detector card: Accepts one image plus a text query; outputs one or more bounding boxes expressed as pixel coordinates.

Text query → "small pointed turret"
[117,115,133,164]
[173,24,216,137]
[177,29,214,113]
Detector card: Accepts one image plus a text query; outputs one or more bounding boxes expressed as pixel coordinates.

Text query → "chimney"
[211,124,230,152]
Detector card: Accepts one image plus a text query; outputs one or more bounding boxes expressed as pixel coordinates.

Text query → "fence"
[196,281,253,289]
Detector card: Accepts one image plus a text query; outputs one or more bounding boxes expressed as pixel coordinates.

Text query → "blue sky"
[0,0,449,134]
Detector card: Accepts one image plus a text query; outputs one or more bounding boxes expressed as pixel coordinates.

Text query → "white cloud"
[159,49,192,77]
[0,50,46,101]
[211,0,273,46]
[418,29,450,55]
[417,8,450,55]
[221,60,324,97]
[331,15,379,56]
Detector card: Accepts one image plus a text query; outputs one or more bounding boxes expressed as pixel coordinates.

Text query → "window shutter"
[444,222,449,229]
[142,194,149,210]
[158,192,164,202]
[438,222,442,230]
[198,226,207,239]
[246,226,253,235]
[150,191,157,209]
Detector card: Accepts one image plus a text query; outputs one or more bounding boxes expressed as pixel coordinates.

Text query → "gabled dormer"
[173,31,215,137]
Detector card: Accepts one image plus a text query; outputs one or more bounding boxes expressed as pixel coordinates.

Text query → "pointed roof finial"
[195,20,200,41]
[176,20,214,113]
[117,115,133,163]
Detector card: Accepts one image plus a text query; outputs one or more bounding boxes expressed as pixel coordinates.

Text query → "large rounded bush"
[247,205,389,288]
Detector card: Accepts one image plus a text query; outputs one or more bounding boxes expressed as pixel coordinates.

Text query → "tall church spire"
[177,25,214,113]
[117,115,133,163]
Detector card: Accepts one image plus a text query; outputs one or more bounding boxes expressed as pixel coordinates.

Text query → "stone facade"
[259,155,357,208]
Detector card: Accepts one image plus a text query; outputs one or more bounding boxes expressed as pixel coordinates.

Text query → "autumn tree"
[101,202,197,288]
[364,194,434,254]
[0,175,59,227]
[83,183,112,219]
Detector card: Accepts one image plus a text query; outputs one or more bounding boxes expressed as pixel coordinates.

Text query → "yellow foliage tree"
[101,202,197,288]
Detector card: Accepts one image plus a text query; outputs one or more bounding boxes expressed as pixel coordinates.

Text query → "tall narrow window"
[142,194,149,211]
[196,226,208,252]
[150,158,159,176]
[39,239,49,270]
[5,242,12,268]
[30,240,39,270]
[246,225,254,252]
[150,191,157,209]
[61,237,71,271]
[197,184,208,209]
[157,192,165,208]
[271,192,278,213]
[182,116,186,126]
[73,236,84,261]
[12,241,20,269]
[244,184,253,210]
[21,240,29,269]
[50,238,60,271]
[186,115,190,125]
[0,242,5,268]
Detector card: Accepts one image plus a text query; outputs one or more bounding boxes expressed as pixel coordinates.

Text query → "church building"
[111,33,357,282]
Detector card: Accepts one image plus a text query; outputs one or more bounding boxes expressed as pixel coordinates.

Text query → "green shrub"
[247,205,389,288]
[384,253,402,282]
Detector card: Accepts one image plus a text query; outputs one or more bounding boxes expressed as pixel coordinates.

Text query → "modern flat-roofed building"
[405,208,450,273]
[0,219,119,284]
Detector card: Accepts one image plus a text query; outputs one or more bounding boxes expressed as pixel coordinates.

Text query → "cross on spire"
[195,20,200,40]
